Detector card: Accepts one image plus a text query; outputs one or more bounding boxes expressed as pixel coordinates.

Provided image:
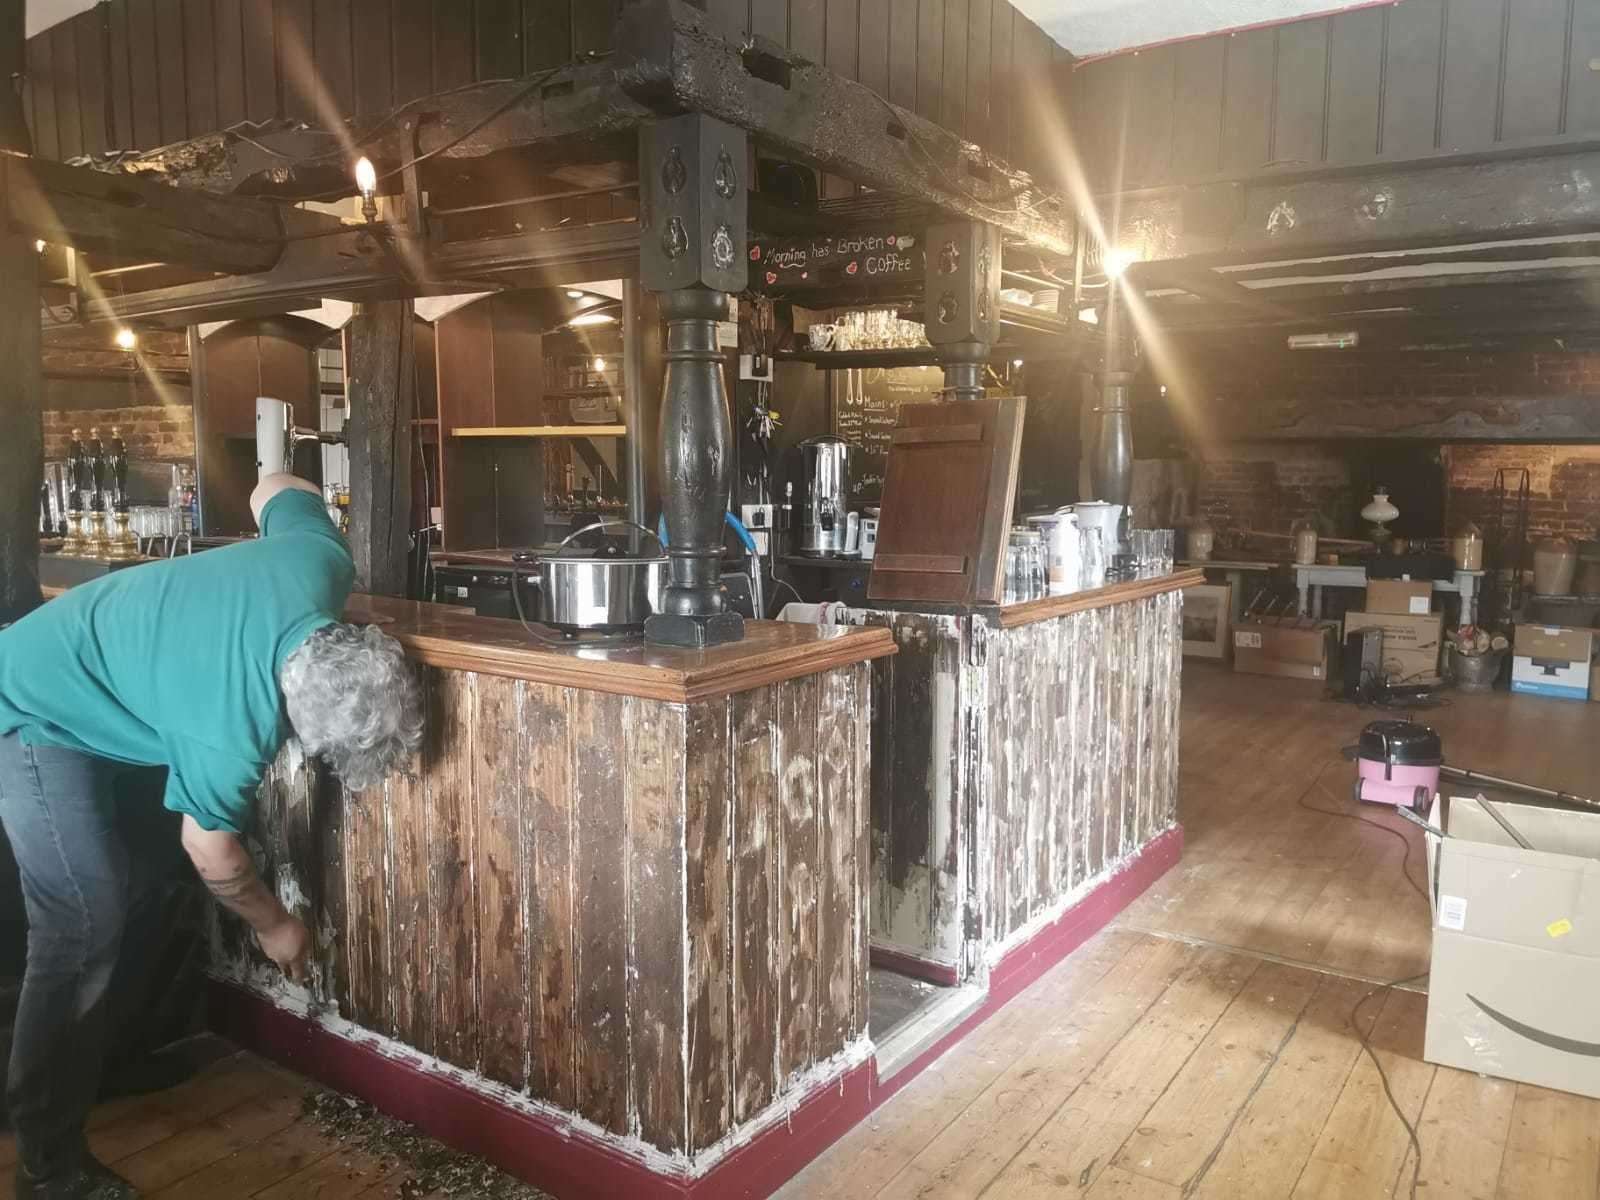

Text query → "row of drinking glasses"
[1130,529,1175,577]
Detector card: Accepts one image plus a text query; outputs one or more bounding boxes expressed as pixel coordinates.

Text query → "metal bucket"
[1451,647,1505,693]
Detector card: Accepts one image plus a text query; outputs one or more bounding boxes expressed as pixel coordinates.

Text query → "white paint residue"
[211,965,872,1179]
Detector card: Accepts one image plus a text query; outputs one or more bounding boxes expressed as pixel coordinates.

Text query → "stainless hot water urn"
[796,436,853,556]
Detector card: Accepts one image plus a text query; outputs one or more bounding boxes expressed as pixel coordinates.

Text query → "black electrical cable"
[1294,754,1432,1200]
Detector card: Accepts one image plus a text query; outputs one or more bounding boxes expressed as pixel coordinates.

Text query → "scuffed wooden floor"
[778,666,1600,1199]
[3,667,1598,1198]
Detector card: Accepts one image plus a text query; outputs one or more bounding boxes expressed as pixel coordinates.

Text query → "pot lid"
[1358,719,1442,766]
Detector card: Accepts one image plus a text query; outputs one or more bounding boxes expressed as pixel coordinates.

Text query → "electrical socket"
[739,353,774,382]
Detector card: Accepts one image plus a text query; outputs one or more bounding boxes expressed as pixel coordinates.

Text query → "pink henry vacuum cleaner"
[1354,717,1597,812]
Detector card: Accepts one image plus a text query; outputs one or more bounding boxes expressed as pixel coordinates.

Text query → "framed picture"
[1182,583,1232,659]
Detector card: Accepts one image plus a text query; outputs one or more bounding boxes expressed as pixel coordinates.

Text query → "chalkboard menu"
[749,231,922,293]
[832,366,939,502]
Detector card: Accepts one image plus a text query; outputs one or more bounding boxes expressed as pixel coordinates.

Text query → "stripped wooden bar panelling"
[343,773,390,1034]
[626,697,688,1152]
[816,665,857,1057]
[685,697,733,1152]
[573,687,630,1134]
[473,674,529,1091]
[311,760,349,1012]
[858,585,1185,980]
[217,653,872,1163]
[525,681,577,1110]
[864,616,897,954]
[428,669,479,1071]
[778,673,821,1080]
[851,661,872,1032]
[927,616,964,964]
[730,686,778,1124]
[884,614,935,954]
[385,681,432,1051]
[1167,591,1184,826]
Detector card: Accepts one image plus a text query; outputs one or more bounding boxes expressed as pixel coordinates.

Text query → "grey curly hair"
[280,623,424,791]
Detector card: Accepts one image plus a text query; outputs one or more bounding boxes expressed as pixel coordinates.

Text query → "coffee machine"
[795,436,853,556]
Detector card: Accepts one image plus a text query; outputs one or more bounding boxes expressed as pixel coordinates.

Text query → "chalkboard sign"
[832,365,939,502]
[750,231,921,293]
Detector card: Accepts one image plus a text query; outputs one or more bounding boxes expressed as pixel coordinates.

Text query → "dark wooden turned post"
[345,300,416,598]
[925,221,1001,402]
[0,4,43,624]
[639,113,748,647]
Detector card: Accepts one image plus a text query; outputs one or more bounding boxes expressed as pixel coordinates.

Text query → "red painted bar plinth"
[209,825,1182,1200]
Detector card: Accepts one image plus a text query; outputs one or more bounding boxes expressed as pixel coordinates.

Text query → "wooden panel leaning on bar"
[217,655,874,1157]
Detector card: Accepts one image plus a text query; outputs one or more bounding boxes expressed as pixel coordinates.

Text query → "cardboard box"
[1365,578,1434,616]
[1343,611,1444,684]
[1425,795,1600,1100]
[1512,625,1594,701]
[1231,619,1336,680]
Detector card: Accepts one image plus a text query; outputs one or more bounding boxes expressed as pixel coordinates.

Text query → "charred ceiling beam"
[1,152,305,274]
[614,0,1073,255]
[1114,149,1600,268]
[74,220,640,327]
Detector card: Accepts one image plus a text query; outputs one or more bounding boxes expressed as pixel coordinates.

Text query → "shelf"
[452,425,627,439]
[411,418,440,425]
[775,347,938,368]
[543,387,621,399]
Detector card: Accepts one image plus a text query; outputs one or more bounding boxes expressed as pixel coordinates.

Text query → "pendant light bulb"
[114,328,137,352]
[354,157,379,222]
[592,356,607,373]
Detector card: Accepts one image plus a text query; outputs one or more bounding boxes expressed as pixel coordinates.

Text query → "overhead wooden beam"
[1,152,294,275]
[614,0,1074,255]
[1115,149,1600,267]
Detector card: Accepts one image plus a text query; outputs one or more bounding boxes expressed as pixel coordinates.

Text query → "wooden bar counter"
[852,569,1199,984]
[209,599,895,1192]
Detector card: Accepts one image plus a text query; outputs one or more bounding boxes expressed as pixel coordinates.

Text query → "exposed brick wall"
[1445,444,1600,542]
[42,405,195,463]
[1175,348,1600,540]
[1195,444,1355,535]
[39,331,194,465]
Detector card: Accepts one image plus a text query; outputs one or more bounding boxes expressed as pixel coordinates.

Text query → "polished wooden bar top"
[342,594,896,703]
[995,568,1205,629]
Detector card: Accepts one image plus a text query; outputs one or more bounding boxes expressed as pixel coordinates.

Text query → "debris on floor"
[302,1090,557,1199]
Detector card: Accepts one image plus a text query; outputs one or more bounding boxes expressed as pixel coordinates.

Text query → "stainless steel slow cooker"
[514,521,667,633]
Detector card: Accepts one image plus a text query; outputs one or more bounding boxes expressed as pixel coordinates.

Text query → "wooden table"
[1294,563,1487,624]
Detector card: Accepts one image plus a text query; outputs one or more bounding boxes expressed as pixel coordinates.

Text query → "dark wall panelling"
[1501,0,1572,141]
[988,0,1014,162]
[154,0,188,141]
[964,0,993,149]
[49,19,82,161]
[107,1,134,149]
[1171,37,1225,179]
[214,0,248,129]
[1073,0,1600,193]
[1220,27,1276,174]
[887,0,917,108]
[705,0,751,40]
[1324,4,1384,163]
[1272,18,1328,168]
[941,0,969,136]
[1568,0,1600,133]
[275,0,316,125]
[571,0,619,58]
[124,0,160,148]
[393,1,435,102]
[183,0,220,144]
[1440,0,1503,152]
[28,23,57,161]
[314,0,357,124]
[856,0,890,100]
[352,0,396,115]
[73,12,107,157]
[1381,0,1443,158]
[477,0,525,82]
[916,0,944,124]
[432,0,475,92]
[241,0,280,125]
[789,0,825,63]
[1124,46,1175,188]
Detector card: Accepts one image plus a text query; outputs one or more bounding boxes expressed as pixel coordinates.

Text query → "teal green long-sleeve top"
[0,488,355,835]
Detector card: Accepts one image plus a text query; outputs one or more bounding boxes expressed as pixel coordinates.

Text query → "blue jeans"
[0,733,172,1177]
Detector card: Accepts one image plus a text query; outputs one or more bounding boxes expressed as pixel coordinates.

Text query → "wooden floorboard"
[2,668,1595,1200]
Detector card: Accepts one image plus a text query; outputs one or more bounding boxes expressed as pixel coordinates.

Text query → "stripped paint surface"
[217,658,872,1162]
[858,586,1184,979]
